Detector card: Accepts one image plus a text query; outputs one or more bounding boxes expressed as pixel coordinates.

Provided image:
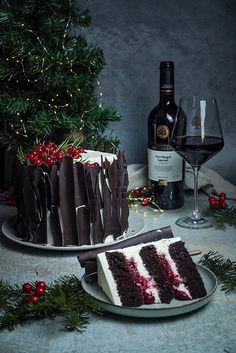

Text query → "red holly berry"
[35,158,43,166]
[22,282,33,292]
[30,294,39,304]
[208,196,217,207]
[78,147,85,154]
[133,188,142,197]
[219,201,227,209]
[36,281,46,290]
[35,287,45,296]
[142,198,149,206]
[53,151,64,161]
[219,193,226,202]
[44,156,54,166]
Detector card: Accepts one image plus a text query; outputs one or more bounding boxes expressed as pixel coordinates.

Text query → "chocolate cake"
[15,150,129,246]
[97,237,207,307]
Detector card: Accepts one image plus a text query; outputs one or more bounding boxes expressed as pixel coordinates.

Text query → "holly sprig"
[0,275,103,332]
[201,193,236,230]
[199,251,236,292]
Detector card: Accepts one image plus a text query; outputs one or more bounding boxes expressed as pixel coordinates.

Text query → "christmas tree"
[0,0,121,155]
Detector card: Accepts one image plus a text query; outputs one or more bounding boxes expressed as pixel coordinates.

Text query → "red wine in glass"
[170,96,224,229]
[171,135,224,167]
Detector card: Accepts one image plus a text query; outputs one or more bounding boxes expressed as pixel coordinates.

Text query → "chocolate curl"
[17,165,41,241]
[116,151,129,235]
[59,156,78,245]
[107,158,122,237]
[78,226,174,274]
[100,158,113,239]
[40,164,52,211]
[86,166,104,244]
[33,167,48,244]
[73,162,90,245]
[50,164,63,246]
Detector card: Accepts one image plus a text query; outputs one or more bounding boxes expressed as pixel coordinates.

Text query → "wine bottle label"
[156,125,170,140]
[148,148,183,182]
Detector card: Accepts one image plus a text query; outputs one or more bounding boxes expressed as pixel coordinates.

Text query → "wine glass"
[169,96,224,229]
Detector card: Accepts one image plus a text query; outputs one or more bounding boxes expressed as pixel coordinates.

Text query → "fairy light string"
[128,187,164,214]
[4,5,104,138]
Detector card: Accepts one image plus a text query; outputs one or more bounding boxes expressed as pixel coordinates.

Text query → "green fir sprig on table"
[202,206,236,230]
[199,251,236,292]
[0,275,103,332]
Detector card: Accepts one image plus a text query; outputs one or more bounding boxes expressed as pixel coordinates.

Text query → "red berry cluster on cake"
[15,143,129,247]
[27,141,86,166]
[97,237,207,307]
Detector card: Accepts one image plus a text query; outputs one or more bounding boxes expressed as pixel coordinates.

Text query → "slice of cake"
[97,237,207,307]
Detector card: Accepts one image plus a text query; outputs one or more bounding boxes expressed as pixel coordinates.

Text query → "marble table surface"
[0,193,235,353]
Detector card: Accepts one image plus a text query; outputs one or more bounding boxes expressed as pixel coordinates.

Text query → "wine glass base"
[175,216,213,230]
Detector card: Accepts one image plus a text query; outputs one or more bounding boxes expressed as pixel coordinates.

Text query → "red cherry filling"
[157,254,180,287]
[127,257,155,305]
[174,289,191,300]
[144,292,155,304]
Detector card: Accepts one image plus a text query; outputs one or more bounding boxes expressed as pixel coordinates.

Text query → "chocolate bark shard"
[15,164,42,241]
[73,162,90,245]
[100,158,113,239]
[78,226,174,274]
[40,164,52,211]
[86,166,104,244]
[85,168,97,224]
[34,167,47,244]
[50,164,62,246]
[59,156,78,246]
[117,151,129,235]
[107,158,121,237]
[20,175,41,241]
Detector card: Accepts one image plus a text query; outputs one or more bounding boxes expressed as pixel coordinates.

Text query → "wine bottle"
[147,61,184,209]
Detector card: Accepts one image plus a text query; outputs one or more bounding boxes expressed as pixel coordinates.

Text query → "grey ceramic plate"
[81,264,217,318]
[1,210,145,251]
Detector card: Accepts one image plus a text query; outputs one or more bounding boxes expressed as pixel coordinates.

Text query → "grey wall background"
[80,0,236,184]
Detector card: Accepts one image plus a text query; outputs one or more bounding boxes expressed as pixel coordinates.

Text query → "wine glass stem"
[191,166,201,220]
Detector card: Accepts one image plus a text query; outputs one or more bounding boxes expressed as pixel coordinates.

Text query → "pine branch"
[0,0,121,152]
[199,251,236,292]
[202,206,236,230]
[0,275,103,332]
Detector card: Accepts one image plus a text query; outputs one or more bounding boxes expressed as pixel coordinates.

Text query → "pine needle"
[199,251,236,292]
[202,206,236,230]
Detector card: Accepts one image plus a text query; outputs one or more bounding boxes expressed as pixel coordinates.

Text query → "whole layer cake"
[15,150,129,246]
[97,237,207,307]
